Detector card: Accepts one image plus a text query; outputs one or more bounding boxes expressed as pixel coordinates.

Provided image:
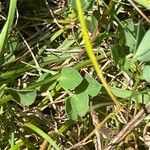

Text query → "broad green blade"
[134,0,150,9]
[0,0,17,55]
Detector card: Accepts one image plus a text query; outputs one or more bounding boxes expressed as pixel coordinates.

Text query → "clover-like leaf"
[85,76,102,97]
[134,0,150,9]
[134,29,150,62]
[143,64,150,82]
[6,88,36,106]
[59,67,83,90]
[65,96,78,121]
[65,92,89,120]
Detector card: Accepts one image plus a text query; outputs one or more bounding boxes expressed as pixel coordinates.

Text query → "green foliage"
[9,141,24,150]
[1,0,150,149]
[0,84,6,98]
[59,67,83,90]
[69,0,95,11]
[35,73,56,91]
[143,64,150,82]
[66,92,89,120]
[57,36,76,49]
[134,29,150,62]
[84,76,102,97]
[64,75,102,120]
[0,0,17,56]
[122,18,136,52]
[134,0,150,9]
[110,44,125,65]
[24,123,61,150]
[6,88,36,106]
[135,22,146,51]
[86,15,98,34]
[101,86,150,104]
[60,67,102,120]
[59,65,103,120]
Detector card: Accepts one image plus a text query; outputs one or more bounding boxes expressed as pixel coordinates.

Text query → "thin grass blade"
[24,123,61,150]
[0,0,17,55]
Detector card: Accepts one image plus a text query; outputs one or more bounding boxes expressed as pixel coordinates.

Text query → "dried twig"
[143,122,150,150]
[105,102,150,150]
[128,0,150,23]
[90,103,102,150]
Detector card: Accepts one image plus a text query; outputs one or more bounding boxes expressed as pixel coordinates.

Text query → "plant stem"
[76,0,121,107]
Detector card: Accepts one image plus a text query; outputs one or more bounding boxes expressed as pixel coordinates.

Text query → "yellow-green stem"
[76,0,120,107]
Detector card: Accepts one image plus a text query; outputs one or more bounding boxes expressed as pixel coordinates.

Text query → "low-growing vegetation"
[0,0,150,149]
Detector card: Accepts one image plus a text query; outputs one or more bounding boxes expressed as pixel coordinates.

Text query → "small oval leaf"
[143,64,150,82]
[65,96,78,121]
[85,76,102,97]
[6,88,36,106]
[74,92,89,117]
[65,92,89,120]
[134,0,150,9]
[59,67,83,90]
[134,29,150,62]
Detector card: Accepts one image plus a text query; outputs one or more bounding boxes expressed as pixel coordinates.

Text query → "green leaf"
[50,29,64,42]
[110,45,125,65]
[35,73,56,91]
[65,92,89,120]
[57,36,75,49]
[8,36,20,52]
[0,95,12,105]
[122,59,132,72]
[134,29,150,62]
[9,141,24,150]
[111,87,131,99]
[75,92,89,117]
[86,15,98,34]
[122,19,136,52]
[65,96,78,121]
[134,0,150,9]
[59,67,83,90]
[6,88,36,106]
[143,64,150,82]
[134,92,150,104]
[111,86,150,104]
[0,84,6,98]
[135,22,145,51]
[85,76,102,97]
[0,0,17,55]
[70,0,94,11]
